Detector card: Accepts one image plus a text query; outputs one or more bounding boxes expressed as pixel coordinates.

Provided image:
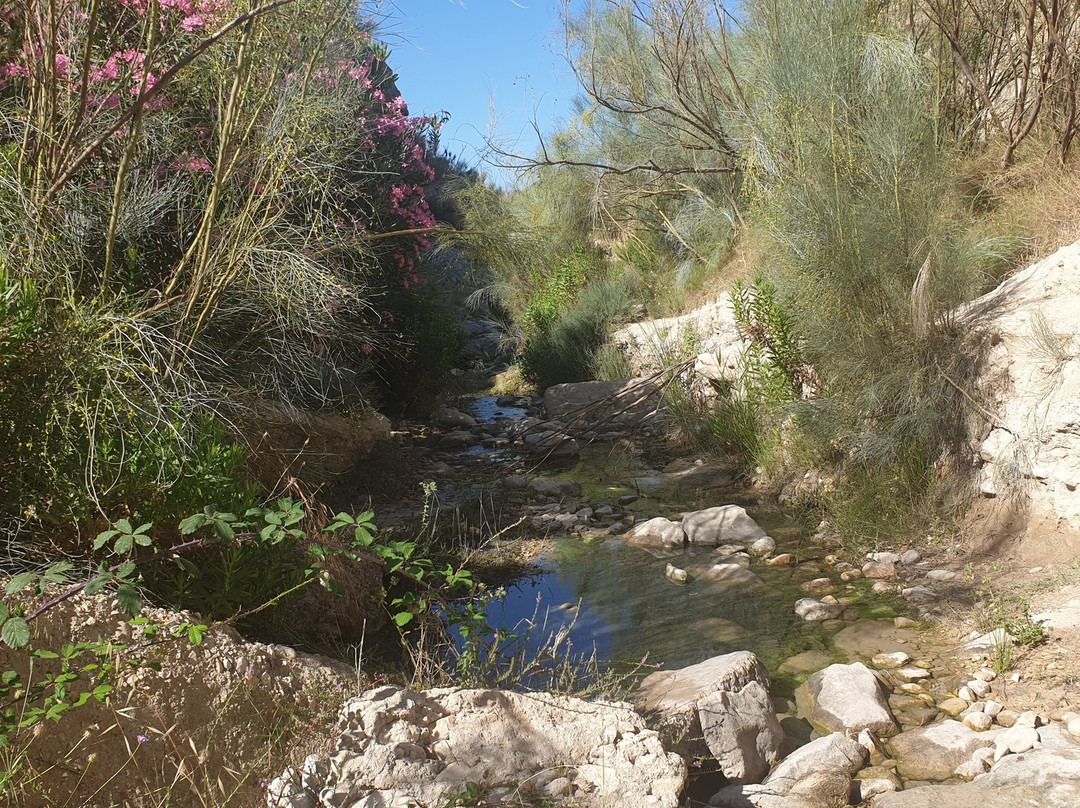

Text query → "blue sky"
[382,1,579,184]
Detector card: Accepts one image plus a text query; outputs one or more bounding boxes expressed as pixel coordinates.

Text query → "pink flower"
[1,63,27,79]
[181,14,205,32]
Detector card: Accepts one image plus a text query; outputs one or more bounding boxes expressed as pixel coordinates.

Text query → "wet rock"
[749,536,776,557]
[863,560,898,579]
[902,586,937,603]
[665,563,688,584]
[778,650,835,677]
[432,404,477,429]
[765,553,795,566]
[886,720,995,781]
[797,662,898,737]
[691,563,763,586]
[527,478,582,498]
[682,505,768,547]
[625,517,686,548]
[800,578,837,596]
[795,598,843,622]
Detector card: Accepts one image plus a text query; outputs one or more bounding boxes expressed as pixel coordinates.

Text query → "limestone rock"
[637,652,771,714]
[886,720,995,781]
[698,679,786,784]
[763,732,868,794]
[682,505,768,546]
[798,662,898,737]
[795,598,843,622]
[626,517,686,548]
[328,685,686,808]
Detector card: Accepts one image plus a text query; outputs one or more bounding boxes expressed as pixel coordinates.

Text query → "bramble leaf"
[1,617,31,649]
[5,573,35,596]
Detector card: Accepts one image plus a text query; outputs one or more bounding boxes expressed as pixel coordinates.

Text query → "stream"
[453,396,915,694]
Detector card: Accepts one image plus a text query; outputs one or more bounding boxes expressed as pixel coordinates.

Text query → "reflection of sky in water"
[455,396,849,678]
[482,535,840,674]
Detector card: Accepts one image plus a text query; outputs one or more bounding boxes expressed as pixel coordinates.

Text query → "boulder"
[698,678,786,784]
[625,517,685,548]
[683,505,768,546]
[431,404,476,429]
[636,653,782,785]
[637,651,771,714]
[527,477,582,498]
[797,662,898,737]
[886,720,995,781]
[327,686,686,808]
[960,239,1080,553]
[763,732,867,794]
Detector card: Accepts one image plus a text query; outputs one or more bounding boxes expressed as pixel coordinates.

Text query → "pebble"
[984,700,1003,717]
[1068,718,1080,738]
[938,697,969,716]
[958,686,976,702]
[801,578,837,595]
[900,549,922,565]
[926,569,956,582]
[967,679,992,698]
[997,725,1039,754]
[894,617,920,629]
[963,712,993,731]
[895,667,931,682]
[1016,710,1040,728]
[872,651,911,669]
[766,553,795,566]
[996,709,1020,728]
[840,569,864,581]
[972,668,997,682]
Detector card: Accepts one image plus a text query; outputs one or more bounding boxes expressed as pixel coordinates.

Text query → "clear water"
[458,396,893,688]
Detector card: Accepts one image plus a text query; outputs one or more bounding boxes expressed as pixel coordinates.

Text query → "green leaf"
[393,612,415,627]
[44,561,73,582]
[134,522,153,535]
[179,514,210,535]
[116,561,136,580]
[31,649,59,659]
[5,573,35,596]
[116,584,142,618]
[0,603,8,622]
[213,520,235,542]
[114,534,133,555]
[93,530,119,550]
[84,574,111,596]
[134,533,153,547]
[2,617,31,649]
[114,518,133,534]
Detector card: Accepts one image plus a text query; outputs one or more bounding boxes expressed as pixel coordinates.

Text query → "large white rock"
[328,686,686,808]
[637,652,783,785]
[762,732,868,794]
[797,662,899,737]
[961,240,1080,553]
[625,517,686,548]
[794,597,843,622]
[611,296,747,378]
[682,505,768,546]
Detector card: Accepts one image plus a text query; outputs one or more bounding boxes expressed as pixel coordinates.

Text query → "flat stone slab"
[831,620,924,660]
[636,651,769,713]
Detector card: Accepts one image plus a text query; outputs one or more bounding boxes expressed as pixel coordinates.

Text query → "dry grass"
[960,140,1080,271]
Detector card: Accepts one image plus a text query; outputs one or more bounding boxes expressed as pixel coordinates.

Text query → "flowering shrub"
[0,1,448,526]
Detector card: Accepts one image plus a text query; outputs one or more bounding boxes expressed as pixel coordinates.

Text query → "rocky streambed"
[263,379,1080,808]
